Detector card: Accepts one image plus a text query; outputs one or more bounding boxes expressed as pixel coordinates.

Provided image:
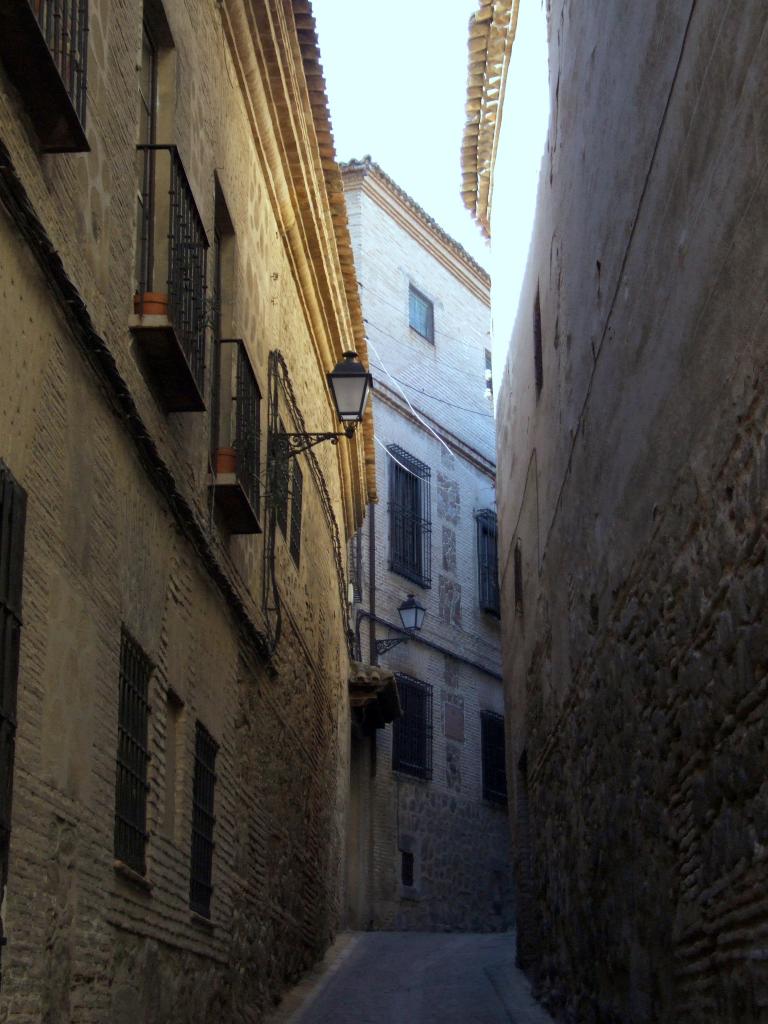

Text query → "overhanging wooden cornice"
[461,0,519,239]
[219,0,377,529]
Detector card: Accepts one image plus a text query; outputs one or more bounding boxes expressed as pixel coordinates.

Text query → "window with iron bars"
[114,629,152,875]
[190,721,218,918]
[135,144,209,398]
[392,675,432,780]
[388,445,431,588]
[273,418,289,536]
[481,711,508,805]
[476,509,500,617]
[0,462,26,985]
[0,0,89,152]
[289,460,303,566]
[408,285,434,343]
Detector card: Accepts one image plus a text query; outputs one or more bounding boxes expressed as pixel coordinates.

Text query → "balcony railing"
[132,145,208,412]
[0,0,89,151]
[210,340,261,534]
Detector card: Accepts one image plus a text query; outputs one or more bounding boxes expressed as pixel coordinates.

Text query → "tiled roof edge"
[460,0,519,239]
[341,156,490,286]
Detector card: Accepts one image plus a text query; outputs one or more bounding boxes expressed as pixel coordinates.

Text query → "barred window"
[392,674,432,780]
[0,462,26,976]
[476,509,500,616]
[289,460,303,566]
[273,417,289,535]
[114,629,152,875]
[388,446,431,588]
[409,285,434,343]
[190,722,218,918]
[481,711,507,805]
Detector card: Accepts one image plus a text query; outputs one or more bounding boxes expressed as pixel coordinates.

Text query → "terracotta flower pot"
[133,291,169,316]
[215,447,237,475]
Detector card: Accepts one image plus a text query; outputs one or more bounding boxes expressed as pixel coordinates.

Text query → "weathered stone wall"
[0,0,362,1020]
[343,165,513,933]
[494,1,768,1020]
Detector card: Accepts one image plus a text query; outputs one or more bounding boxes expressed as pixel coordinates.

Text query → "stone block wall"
[0,0,362,1020]
[493,1,768,1020]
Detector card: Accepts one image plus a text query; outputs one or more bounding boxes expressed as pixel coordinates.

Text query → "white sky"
[312,0,488,268]
[312,0,550,394]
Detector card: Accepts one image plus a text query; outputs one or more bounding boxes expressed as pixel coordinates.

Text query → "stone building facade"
[463,2,768,1022]
[341,159,513,934]
[0,1,375,1021]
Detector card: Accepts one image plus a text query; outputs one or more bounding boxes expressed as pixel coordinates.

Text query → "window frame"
[481,710,508,805]
[387,445,431,588]
[190,720,218,918]
[114,628,153,875]
[0,462,26,979]
[392,674,433,780]
[408,285,434,344]
[476,509,500,617]
[289,459,303,566]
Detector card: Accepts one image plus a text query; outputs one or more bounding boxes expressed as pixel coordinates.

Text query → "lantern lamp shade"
[398,594,426,632]
[328,351,373,422]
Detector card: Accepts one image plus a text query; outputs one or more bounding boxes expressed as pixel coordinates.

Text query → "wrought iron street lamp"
[375,594,427,655]
[328,350,373,422]
[273,350,372,459]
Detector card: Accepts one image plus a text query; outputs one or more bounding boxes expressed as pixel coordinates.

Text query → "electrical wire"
[368,361,494,418]
[363,315,494,396]
[366,335,455,459]
[359,278,492,355]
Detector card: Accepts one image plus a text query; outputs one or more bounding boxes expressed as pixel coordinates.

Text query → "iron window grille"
[190,721,218,918]
[114,629,152,875]
[0,0,89,152]
[273,417,289,535]
[481,711,508,804]
[210,339,261,534]
[392,674,432,780]
[0,463,26,983]
[476,509,500,617]
[408,285,434,343]
[37,0,88,123]
[388,445,431,588]
[533,286,543,395]
[135,144,209,394]
[289,460,303,566]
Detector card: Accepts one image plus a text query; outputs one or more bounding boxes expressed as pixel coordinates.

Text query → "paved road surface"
[274,932,554,1024]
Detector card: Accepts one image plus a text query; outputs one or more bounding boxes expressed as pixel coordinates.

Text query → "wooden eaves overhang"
[461,0,520,239]
[220,0,377,534]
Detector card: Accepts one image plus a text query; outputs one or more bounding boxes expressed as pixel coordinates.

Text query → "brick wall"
[0,0,360,1019]
[343,166,513,933]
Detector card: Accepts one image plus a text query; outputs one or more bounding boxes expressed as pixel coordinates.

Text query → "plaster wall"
[343,167,513,933]
[493,2,768,1020]
[0,0,360,1019]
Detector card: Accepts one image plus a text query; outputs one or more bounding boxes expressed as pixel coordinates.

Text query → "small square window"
[409,286,434,343]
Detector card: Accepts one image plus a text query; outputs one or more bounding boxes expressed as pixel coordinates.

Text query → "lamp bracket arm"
[270,428,354,460]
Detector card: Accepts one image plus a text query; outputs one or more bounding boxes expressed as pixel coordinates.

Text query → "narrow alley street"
[272,933,554,1024]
